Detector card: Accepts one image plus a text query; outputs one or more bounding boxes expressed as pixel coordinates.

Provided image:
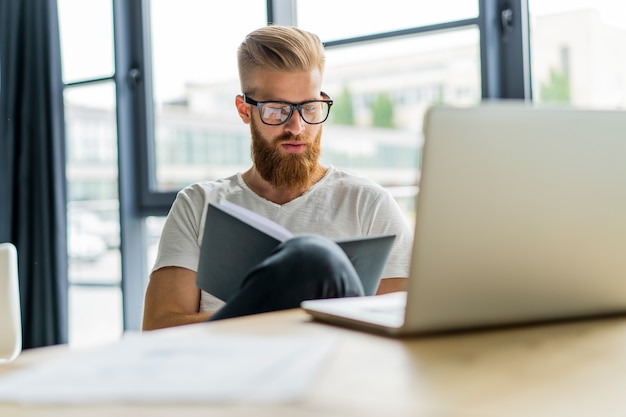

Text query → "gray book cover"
[196,200,395,301]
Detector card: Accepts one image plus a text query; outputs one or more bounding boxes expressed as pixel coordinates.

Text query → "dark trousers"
[209,234,364,321]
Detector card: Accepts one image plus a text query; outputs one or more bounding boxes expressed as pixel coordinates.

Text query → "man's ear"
[235,95,251,124]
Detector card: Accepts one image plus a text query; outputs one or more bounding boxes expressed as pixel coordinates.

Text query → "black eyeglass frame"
[243,92,334,126]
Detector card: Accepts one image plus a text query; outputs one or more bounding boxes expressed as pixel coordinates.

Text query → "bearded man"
[142,25,413,330]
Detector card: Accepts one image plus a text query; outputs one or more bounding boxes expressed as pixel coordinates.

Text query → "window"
[528,0,626,108]
[319,28,481,222]
[149,0,267,192]
[297,0,478,40]
[58,0,122,348]
[58,0,539,345]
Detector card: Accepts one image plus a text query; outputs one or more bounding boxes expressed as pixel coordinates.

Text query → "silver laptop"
[302,103,626,336]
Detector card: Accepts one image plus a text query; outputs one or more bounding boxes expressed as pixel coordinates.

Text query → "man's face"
[242,68,325,188]
[250,114,322,188]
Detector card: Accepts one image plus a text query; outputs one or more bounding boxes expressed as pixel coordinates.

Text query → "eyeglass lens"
[260,101,330,125]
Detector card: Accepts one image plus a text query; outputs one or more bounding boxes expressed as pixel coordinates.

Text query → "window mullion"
[267,0,297,25]
[479,0,531,100]
[113,0,149,331]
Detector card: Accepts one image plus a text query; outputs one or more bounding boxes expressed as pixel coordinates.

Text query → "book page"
[219,199,293,241]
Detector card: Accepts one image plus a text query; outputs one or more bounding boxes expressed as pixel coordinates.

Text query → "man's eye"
[262,107,285,120]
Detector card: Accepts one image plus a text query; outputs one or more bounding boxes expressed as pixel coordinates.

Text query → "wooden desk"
[2,309,626,416]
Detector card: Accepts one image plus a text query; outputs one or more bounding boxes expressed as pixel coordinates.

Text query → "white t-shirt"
[152,166,414,312]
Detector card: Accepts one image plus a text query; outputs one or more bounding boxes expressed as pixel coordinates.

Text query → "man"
[142,25,413,330]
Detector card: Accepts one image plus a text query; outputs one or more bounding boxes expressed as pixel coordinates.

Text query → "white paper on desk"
[0,332,336,404]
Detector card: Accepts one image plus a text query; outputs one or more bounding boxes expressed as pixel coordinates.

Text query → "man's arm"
[376,277,407,294]
[142,266,214,330]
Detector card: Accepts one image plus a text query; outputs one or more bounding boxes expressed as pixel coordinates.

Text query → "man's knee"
[279,234,351,271]
[213,234,364,321]
[267,234,363,296]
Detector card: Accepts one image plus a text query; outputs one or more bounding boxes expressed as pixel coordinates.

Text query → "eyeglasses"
[243,92,333,126]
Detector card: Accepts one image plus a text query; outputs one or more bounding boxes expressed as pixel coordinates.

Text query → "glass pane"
[529,0,626,108]
[145,216,166,272]
[68,286,123,349]
[149,0,266,191]
[297,0,478,41]
[65,83,121,346]
[57,0,114,83]
[322,29,481,223]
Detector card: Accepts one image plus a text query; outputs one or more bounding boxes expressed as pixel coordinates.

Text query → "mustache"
[274,133,307,143]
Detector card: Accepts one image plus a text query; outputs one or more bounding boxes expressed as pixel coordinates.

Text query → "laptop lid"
[303,103,626,335]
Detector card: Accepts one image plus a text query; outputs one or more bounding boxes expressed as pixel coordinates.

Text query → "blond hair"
[237,25,325,94]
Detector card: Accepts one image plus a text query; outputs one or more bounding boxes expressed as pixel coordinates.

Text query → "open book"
[196,199,396,301]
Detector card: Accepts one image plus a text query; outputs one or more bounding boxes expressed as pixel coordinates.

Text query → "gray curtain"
[0,0,68,347]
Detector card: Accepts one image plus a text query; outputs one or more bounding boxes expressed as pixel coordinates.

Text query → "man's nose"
[283,108,305,135]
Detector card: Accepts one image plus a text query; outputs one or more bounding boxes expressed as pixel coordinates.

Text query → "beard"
[250,118,322,189]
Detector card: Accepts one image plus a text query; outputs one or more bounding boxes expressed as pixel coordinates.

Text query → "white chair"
[0,242,21,362]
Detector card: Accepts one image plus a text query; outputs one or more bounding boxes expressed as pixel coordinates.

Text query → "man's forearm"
[142,311,214,331]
